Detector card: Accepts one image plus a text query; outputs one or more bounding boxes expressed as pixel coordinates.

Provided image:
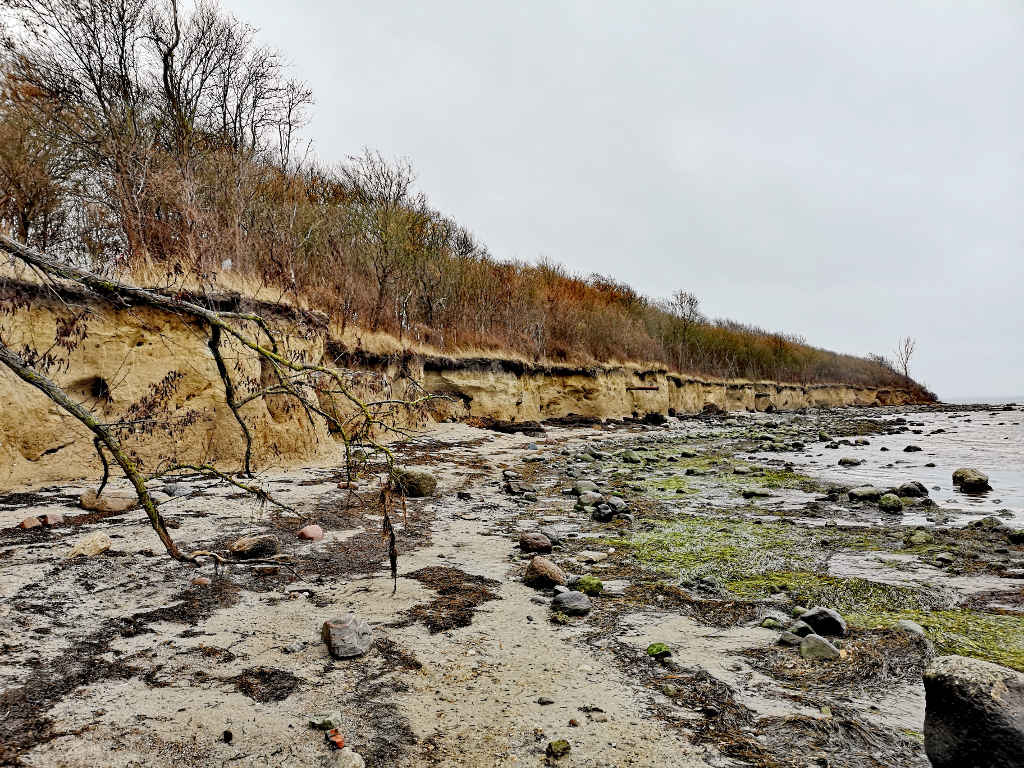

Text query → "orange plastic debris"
[324,728,345,750]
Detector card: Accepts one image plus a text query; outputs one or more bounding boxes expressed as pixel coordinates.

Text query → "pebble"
[309,710,344,729]
[67,532,112,558]
[298,524,324,541]
[333,748,365,768]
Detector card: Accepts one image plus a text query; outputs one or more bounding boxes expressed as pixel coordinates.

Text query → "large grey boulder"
[924,655,1024,768]
[952,468,991,493]
[322,614,373,659]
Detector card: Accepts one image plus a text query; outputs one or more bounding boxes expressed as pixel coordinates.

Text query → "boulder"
[572,480,599,495]
[79,488,137,513]
[298,524,324,541]
[519,531,553,553]
[904,445,923,453]
[552,590,591,616]
[798,606,847,637]
[879,493,904,513]
[229,534,280,559]
[800,634,841,660]
[924,655,1024,768]
[321,614,373,659]
[838,457,864,467]
[392,467,437,497]
[577,491,603,507]
[905,528,935,547]
[607,496,628,513]
[18,516,42,530]
[524,556,566,588]
[620,450,643,464]
[848,486,883,502]
[898,481,929,498]
[953,468,991,493]
[67,532,112,558]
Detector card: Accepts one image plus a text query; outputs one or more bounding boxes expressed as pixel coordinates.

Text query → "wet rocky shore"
[1,404,1021,767]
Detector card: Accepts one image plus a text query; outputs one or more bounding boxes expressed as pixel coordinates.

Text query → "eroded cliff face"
[420,361,917,422]
[0,294,922,490]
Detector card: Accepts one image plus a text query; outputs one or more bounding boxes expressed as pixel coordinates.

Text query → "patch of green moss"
[848,609,1024,671]
[644,475,696,496]
[608,517,810,582]
[724,570,1024,669]
[754,468,823,493]
[573,575,604,596]
[725,570,936,616]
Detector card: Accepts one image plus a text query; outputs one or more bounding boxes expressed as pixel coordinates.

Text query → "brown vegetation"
[0,0,931,395]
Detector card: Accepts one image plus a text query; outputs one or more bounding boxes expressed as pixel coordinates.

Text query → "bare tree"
[668,290,703,338]
[894,336,916,378]
[341,151,428,332]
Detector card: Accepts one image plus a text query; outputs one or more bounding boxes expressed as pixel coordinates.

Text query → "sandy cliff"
[0,290,922,489]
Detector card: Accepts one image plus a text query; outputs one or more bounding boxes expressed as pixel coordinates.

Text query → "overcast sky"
[222,0,1022,400]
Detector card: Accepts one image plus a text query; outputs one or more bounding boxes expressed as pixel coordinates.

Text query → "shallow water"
[786,406,1024,526]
